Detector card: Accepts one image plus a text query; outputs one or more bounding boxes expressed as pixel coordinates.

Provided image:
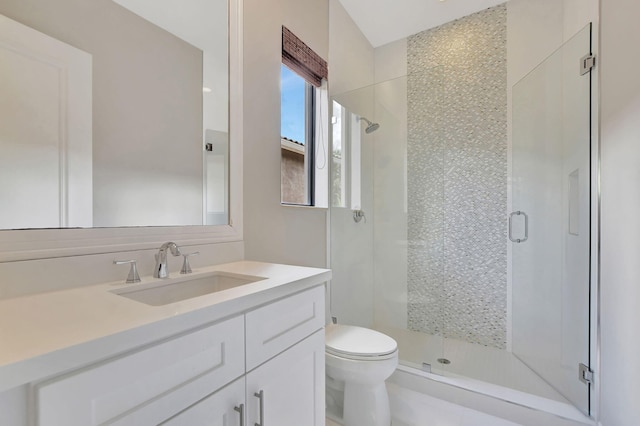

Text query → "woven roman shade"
[282,26,328,87]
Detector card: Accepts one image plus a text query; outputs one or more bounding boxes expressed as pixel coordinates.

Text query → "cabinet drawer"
[245,285,324,371]
[36,315,244,426]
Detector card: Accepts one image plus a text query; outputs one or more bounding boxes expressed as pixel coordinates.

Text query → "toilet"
[325,324,398,426]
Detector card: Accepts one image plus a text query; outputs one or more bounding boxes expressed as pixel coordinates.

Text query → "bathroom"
[326,0,597,424]
[0,0,639,425]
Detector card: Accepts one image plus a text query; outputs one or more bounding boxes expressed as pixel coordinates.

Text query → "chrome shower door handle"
[509,211,529,243]
[254,390,264,426]
[234,403,244,426]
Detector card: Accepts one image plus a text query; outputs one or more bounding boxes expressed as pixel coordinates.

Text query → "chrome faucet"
[154,242,182,278]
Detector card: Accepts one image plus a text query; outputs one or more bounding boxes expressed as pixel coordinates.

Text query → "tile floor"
[326,382,520,426]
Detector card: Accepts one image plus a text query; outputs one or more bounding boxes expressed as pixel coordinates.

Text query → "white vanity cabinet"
[32,284,325,426]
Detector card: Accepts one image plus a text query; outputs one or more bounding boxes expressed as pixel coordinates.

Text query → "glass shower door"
[330,75,447,374]
[511,24,593,414]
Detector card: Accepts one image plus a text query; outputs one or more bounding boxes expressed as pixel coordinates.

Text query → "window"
[280,26,328,206]
[331,101,362,210]
[281,64,315,205]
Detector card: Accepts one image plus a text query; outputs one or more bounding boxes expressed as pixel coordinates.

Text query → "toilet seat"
[326,324,397,361]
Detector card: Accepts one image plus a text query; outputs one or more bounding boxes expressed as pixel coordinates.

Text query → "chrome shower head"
[359,116,380,134]
[365,122,380,134]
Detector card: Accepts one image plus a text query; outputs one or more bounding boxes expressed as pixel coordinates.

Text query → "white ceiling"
[112,0,226,51]
[338,0,507,47]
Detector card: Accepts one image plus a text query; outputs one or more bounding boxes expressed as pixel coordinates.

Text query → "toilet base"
[342,381,391,426]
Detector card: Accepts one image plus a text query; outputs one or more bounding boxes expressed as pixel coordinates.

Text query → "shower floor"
[374,325,568,403]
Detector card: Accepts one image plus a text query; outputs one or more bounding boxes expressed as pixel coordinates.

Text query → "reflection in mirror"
[0,0,229,230]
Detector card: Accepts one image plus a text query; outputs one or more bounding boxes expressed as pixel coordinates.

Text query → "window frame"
[303,81,316,206]
[280,64,317,207]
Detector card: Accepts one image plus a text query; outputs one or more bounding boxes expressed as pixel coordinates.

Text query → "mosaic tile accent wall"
[407,4,507,349]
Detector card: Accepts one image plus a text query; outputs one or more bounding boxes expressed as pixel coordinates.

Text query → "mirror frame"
[0,0,243,262]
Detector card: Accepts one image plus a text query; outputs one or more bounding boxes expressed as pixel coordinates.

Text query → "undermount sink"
[112,272,266,306]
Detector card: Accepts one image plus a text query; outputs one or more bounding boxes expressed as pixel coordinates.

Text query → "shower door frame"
[590,18,601,422]
[511,22,600,418]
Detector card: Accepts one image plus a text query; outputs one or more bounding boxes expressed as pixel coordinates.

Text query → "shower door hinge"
[579,363,594,385]
[580,54,596,75]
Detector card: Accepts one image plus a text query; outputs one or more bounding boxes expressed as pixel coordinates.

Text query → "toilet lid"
[326,324,397,358]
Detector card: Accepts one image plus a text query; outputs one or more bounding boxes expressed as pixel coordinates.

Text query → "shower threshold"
[375,326,594,425]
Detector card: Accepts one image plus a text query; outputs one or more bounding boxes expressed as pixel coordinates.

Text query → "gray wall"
[407,4,507,348]
[243,0,329,268]
[0,0,203,227]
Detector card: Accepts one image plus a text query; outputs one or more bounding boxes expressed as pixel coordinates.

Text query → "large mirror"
[0,0,229,230]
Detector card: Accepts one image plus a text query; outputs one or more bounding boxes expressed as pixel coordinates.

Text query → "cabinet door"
[246,329,324,426]
[161,378,245,426]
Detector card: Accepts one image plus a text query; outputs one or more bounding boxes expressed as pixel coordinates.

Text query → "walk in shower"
[329,4,597,421]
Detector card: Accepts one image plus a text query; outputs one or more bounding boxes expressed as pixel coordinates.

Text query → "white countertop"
[0,261,331,392]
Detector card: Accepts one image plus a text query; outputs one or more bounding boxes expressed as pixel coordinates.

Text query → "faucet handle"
[114,259,141,283]
[180,252,200,274]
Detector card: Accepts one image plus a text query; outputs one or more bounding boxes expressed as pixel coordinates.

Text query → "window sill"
[280,203,328,210]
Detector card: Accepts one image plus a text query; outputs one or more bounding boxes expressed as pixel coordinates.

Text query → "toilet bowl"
[325,324,398,426]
